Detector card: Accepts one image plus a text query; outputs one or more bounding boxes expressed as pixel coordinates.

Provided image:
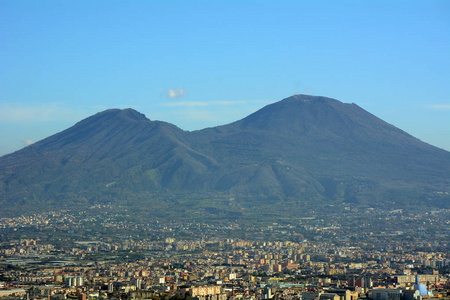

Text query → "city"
[1,206,449,300]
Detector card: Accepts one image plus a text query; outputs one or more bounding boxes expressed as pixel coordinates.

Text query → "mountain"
[0,108,218,207]
[1,95,449,217]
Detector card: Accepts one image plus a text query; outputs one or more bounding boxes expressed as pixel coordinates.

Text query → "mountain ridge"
[1,94,449,216]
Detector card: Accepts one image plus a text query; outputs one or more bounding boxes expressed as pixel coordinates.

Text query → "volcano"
[1,95,449,216]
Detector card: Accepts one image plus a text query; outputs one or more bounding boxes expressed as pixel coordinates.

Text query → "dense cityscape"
[1,206,449,300]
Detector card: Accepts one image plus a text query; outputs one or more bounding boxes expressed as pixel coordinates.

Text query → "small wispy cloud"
[24,139,35,146]
[0,103,62,122]
[167,88,188,99]
[427,104,450,110]
[162,100,270,107]
[0,103,89,122]
[164,101,209,107]
[176,110,220,122]
[153,99,274,130]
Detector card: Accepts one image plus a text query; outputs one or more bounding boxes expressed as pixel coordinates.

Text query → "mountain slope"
[0,109,218,208]
[1,95,449,215]
[189,95,449,201]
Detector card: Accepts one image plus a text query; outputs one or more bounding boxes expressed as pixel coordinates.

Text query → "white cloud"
[24,139,35,146]
[153,99,274,131]
[162,99,271,107]
[0,103,86,122]
[168,88,188,99]
[163,101,209,107]
[0,102,144,123]
[0,103,53,122]
[176,110,220,122]
[427,104,450,110]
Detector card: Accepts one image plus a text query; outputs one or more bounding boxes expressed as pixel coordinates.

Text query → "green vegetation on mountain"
[1,95,449,217]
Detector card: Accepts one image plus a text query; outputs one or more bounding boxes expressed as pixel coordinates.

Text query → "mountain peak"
[98,108,149,122]
[283,94,340,103]
[234,94,351,131]
[280,94,346,105]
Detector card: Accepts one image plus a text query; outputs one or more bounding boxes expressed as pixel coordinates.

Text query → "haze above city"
[1,0,449,156]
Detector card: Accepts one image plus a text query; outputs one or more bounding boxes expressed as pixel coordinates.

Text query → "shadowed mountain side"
[190,95,449,181]
[1,95,449,215]
[0,109,219,206]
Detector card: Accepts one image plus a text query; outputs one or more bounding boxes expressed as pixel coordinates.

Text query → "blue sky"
[1,0,449,155]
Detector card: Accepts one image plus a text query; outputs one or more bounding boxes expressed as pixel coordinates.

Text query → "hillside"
[1,95,449,217]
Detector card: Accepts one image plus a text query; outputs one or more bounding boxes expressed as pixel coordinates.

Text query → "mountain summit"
[1,95,449,216]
